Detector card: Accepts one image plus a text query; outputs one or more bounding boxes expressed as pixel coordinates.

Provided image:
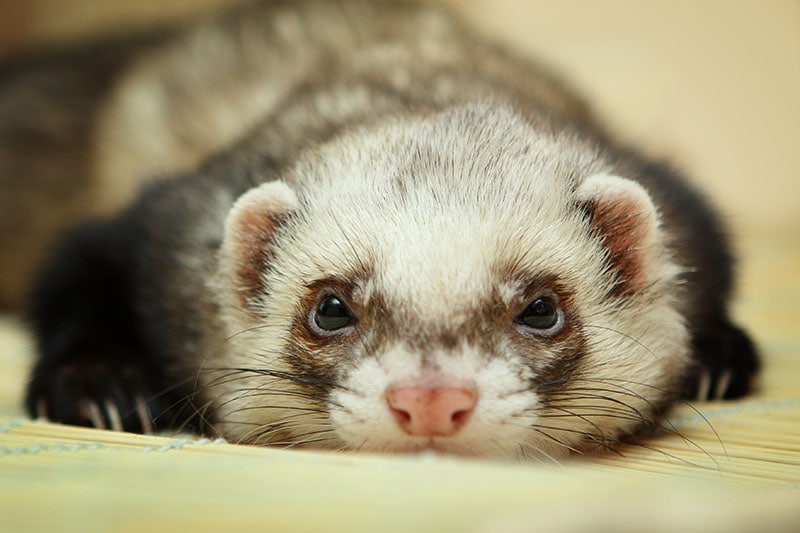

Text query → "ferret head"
[210,104,689,459]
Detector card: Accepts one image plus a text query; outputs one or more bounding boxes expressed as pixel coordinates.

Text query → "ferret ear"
[576,173,660,296]
[219,180,299,307]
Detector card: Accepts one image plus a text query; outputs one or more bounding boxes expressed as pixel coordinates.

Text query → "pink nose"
[386,385,477,437]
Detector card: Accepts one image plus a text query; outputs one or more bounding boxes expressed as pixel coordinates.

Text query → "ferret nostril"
[451,407,471,427]
[390,405,412,425]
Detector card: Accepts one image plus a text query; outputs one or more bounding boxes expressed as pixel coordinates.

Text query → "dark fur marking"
[282,273,376,392]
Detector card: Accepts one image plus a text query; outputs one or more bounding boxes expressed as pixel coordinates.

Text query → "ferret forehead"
[279,103,607,317]
[372,206,592,322]
[285,190,592,328]
[294,109,592,227]
[294,102,599,197]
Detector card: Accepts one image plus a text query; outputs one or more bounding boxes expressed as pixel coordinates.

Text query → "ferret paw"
[25,356,166,434]
[684,319,760,401]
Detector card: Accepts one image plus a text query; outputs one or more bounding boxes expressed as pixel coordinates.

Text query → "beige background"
[1,0,798,236]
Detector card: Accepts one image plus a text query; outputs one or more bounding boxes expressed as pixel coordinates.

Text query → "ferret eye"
[313,295,355,332]
[516,297,562,333]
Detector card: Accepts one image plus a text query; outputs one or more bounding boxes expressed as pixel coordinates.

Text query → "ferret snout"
[386,382,477,437]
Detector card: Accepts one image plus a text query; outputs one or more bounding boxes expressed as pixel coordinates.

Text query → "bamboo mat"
[0,230,798,532]
[1,406,799,533]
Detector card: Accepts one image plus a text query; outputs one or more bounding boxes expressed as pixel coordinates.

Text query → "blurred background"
[1,0,797,238]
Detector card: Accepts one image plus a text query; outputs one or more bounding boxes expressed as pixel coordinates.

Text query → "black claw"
[24,344,196,434]
[683,318,760,400]
[28,356,140,432]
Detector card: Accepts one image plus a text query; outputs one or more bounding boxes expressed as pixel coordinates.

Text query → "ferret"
[2,0,758,458]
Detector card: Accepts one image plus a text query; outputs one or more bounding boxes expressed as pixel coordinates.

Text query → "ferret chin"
[14,1,758,459]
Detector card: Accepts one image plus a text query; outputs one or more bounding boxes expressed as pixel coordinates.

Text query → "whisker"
[232,415,332,444]
[531,428,583,455]
[560,378,721,462]
[583,323,660,361]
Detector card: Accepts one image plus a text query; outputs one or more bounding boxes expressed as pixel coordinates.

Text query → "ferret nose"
[386,385,477,437]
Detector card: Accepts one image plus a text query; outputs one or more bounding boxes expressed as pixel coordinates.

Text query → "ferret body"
[4,0,758,458]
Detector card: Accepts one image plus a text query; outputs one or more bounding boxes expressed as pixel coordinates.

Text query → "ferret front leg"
[24,219,182,434]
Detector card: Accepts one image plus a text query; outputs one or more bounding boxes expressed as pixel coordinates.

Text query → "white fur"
[206,104,690,458]
[227,180,299,226]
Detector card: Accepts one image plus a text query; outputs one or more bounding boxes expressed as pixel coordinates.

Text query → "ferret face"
[211,105,690,459]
